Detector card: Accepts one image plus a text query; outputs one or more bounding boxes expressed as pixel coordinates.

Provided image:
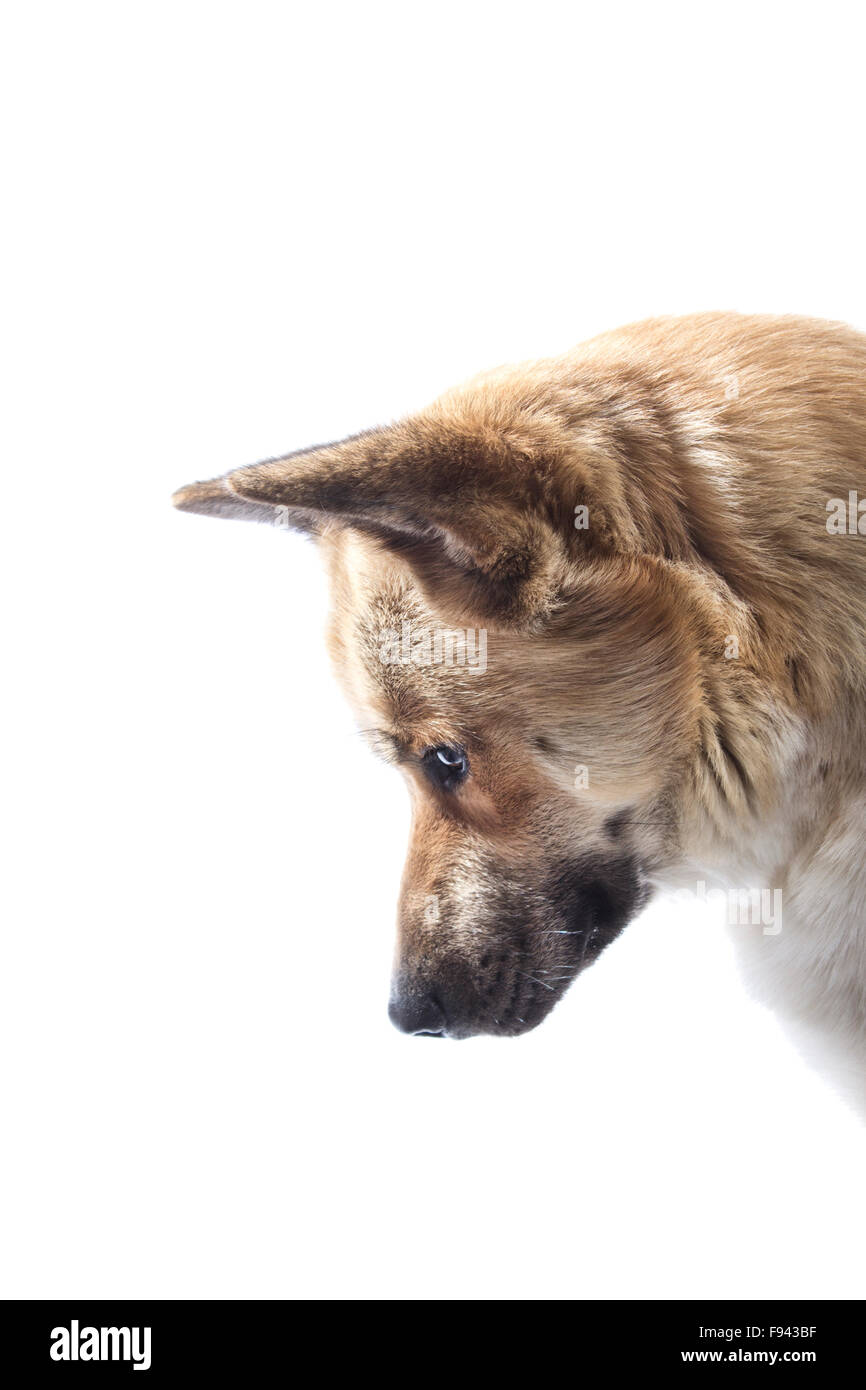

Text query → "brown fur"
[174,314,866,1089]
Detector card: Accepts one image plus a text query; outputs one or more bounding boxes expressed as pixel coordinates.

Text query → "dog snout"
[388,986,447,1037]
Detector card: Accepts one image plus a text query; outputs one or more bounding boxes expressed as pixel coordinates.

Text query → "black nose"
[388,989,447,1036]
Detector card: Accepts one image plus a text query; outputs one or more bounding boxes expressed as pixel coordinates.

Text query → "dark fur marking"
[546,854,648,965]
[716,729,755,807]
[604,808,632,841]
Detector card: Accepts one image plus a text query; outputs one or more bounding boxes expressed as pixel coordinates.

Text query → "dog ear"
[173,420,591,627]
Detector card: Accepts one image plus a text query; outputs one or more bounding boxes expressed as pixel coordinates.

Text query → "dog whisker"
[516,969,555,992]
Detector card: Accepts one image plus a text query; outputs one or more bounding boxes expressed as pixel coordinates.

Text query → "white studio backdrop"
[2,1,866,1299]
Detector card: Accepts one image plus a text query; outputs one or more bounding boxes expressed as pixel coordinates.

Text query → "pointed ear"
[171,475,282,525]
[173,420,591,627]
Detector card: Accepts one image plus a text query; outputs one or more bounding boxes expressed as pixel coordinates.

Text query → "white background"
[3,2,866,1299]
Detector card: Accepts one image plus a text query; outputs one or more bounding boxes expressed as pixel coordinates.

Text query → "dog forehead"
[324,530,461,731]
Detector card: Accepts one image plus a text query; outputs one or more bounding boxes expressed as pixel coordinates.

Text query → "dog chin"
[445,934,608,1039]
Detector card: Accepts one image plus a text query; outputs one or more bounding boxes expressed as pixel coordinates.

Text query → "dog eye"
[423,745,469,790]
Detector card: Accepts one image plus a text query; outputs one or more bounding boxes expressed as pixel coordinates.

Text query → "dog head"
[174,370,713,1036]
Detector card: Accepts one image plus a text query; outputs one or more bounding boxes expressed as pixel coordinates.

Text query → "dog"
[173,313,866,1106]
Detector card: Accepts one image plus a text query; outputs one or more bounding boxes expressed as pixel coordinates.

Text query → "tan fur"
[174,313,866,1105]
